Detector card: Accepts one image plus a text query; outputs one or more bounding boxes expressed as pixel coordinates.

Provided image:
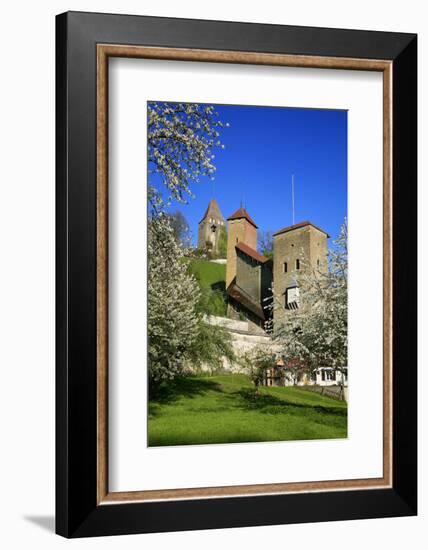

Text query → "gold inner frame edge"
[96,44,393,504]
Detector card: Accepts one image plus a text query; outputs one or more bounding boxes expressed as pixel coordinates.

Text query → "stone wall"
[308,228,328,274]
[197,219,226,255]
[273,225,327,322]
[227,300,265,334]
[273,225,310,315]
[202,315,273,372]
[197,220,207,250]
[236,251,261,303]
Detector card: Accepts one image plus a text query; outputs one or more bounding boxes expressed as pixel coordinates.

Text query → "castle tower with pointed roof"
[225,207,258,289]
[225,206,272,333]
[197,199,226,256]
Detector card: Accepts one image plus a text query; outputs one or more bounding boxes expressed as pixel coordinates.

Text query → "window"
[286,286,300,309]
[296,258,300,270]
[283,262,288,273]
[317,259,320,268]
[322,369,336,381]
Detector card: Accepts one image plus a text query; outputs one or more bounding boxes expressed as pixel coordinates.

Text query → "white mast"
[291,174,295,225]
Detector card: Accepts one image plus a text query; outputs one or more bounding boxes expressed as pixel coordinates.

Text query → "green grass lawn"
[188,258,226,290]
[148,374,347,446]
[187,259,227,315]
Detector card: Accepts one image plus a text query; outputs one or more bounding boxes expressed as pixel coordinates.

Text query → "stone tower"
[225,207,258,289]
[272,221,329,320]
[197,199,226,256]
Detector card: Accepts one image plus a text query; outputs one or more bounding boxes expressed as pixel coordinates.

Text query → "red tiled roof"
[273,220,330,238]
[227,207,258,228]
[226,281,267,321]
[236,242,270,264]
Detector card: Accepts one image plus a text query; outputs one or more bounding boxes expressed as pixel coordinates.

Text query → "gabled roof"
[273,220,329,238]
[236,242,270,265]
[199,199,225,224]
[227,207,258,228]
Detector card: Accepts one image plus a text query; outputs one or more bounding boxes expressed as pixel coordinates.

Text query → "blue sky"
[152,103,347,247]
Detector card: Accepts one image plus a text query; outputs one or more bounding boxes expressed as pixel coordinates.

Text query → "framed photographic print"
[56,11,417,538]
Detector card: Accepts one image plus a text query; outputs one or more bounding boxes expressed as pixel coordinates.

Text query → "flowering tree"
[272,220,348,382]
[186,314,235,375]
[148,102,227,213]
[147,102,231,387]
[148,215,201,386]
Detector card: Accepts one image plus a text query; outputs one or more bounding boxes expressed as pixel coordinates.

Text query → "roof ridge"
[235,241,270,264]
[227,207,258,228]
[273,220,329,237]
[199,198,225,224]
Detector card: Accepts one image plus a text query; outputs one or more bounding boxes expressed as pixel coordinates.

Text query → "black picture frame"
[56,11,417,538]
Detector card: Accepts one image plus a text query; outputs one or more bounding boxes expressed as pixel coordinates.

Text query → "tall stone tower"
[226,207,258,289]
[197,199,226,256]
[272,221,329,320]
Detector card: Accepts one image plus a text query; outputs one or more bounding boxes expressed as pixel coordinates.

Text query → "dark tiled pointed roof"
[199,199,225,224]
[236,242,270,264]
[227,207,258,228]
[273,220,329,238]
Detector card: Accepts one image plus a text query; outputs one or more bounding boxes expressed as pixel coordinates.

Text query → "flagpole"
[292,174,295,225]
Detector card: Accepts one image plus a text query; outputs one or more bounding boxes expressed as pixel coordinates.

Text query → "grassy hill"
[188,258,226,290]
[148,374,347,446]
[187,259,227,316]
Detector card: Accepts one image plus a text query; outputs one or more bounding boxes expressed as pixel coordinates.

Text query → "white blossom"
[148,215,200,384]
[271,220,348,378]
[147,102,231,387]
[147,102,227,213]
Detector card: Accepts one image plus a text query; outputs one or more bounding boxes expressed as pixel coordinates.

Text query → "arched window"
[283,262,288,273]
[296,258,300,270]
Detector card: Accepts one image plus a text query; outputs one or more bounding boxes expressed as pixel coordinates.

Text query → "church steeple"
[197,199,226,256]
[199,198,224,224]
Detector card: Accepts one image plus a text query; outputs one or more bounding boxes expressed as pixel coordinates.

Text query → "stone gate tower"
[272,221,329,321]
[197,199,226,256]
[225,207,258,289]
